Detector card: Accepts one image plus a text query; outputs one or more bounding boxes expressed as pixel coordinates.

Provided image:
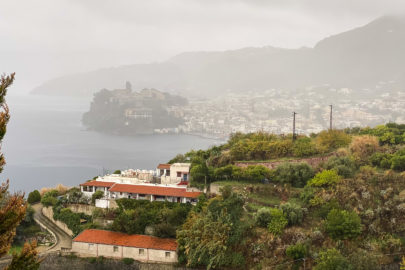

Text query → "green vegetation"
[111,199,192,238]
[91,190,104,204]
[27,190,41,204]
[170,123,405,269]
[177,186,247,269]
[307,170,340,187]
[266,208,288,236]
[271,162,314,187]
[325,209,362,240]
[40,190,58,207]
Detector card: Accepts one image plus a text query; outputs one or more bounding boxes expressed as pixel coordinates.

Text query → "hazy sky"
[1,0,404,92]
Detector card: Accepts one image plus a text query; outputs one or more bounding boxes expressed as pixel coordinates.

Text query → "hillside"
[32,16,405,97]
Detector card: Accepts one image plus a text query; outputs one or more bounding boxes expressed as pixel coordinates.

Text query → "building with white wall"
[72,229,177,263]
[157,163,191,184]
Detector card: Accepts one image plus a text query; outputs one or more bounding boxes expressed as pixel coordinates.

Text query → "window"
[165,252,171,258]
[139,249,144,255]
[113,246,119,252]
[177,172,181,177]
[88,244,94,250]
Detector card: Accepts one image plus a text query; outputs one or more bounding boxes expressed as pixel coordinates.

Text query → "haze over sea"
[2,93,218,194]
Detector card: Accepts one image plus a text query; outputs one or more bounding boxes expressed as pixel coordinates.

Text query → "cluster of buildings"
[72,162,200,263]
[79,162,200,208]
[162,85,405,139]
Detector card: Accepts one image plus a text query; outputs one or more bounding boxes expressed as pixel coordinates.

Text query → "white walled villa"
[79,162,201,207]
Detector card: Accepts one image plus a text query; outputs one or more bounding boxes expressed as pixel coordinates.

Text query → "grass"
[8,245,23,255]
[247,193,281,206]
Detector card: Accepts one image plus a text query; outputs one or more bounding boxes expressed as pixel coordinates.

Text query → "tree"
[280,202,304,226]
[5,241,41,270]
[27,190,41,204]
[325,209,361,240]
[316,130,351,152]
[400,256,405,270]
[177,190,246,269]
[286,243,308,260]
[272,162,314,187]
[91,190,104,204]
[0,73,27,258]
[314,248,353,270]
[307,170,340,187]
[324,156,357,178]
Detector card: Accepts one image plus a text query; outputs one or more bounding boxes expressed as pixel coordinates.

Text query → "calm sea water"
[2,94,219,194]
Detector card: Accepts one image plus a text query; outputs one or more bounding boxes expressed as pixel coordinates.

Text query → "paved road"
[32,203,72,253]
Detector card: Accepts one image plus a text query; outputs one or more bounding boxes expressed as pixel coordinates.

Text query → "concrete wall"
[42,207,74,237]
[67,204,96,215]
[72,242,177,263]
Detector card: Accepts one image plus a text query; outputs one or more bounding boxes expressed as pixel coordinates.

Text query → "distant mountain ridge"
[32,16,405,97]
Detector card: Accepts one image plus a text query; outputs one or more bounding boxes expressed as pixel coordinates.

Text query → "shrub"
[370,152,392,169]
[91,190,104,204]
[27,190,41,204]
[307,170,340,187]
[280,203,304,226]
[349,135,379,164]
[267,208,288,236]
[272,163,314,187]
[293,137,318,157]
[255,208,272,227]
[41,190,58,207]
[316,130,351,152]
[242,165,271,182]
[325,209,361,240]
[286,243,308,260]
[122,258,134,265]
[300,186,315,204]
[348,250,379,270]
[113,170,121,174]
[324,156,357,178]
[314,248,353,270]
[391,155,405,171]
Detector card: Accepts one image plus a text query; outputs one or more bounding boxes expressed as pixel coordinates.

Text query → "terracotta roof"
[109,184,201,198]
[177,181,189,186]
[73,229,177,251]
[157,163,171,170]
[80,181,115,188]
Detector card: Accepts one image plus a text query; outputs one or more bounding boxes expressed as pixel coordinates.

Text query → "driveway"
[32,203,72,253]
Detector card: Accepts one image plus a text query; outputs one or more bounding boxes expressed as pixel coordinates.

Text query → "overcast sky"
[1,0,404,92]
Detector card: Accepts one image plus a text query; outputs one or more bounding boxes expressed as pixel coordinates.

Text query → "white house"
[157,163,191,184]
[72,229,177,263]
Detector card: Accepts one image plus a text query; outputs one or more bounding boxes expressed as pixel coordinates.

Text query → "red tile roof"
[73,229,177,251]
[157,164,171,170]
[80,181,115,188]
[109,184,201,198]
[177,181,189,186]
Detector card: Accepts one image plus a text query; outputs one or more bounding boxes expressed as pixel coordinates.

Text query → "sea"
[2,94,219,194]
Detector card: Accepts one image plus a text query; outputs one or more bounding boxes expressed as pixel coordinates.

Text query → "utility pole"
[292,112,297,141]
[329,105,333,130]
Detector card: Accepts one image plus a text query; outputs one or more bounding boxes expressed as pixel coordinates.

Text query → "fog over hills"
[32,16,405,97]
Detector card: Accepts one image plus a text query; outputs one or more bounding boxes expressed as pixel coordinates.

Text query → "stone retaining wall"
[37,253,190,270]
[42,207,74,237]
[235,154,334,170]
[67,204,96,215]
